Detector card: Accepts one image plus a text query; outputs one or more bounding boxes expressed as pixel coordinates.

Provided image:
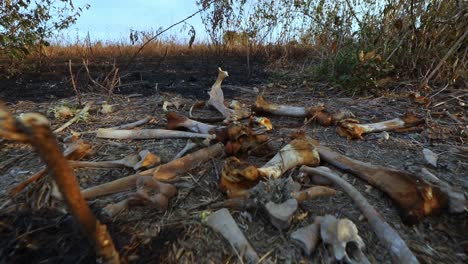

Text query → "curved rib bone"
[336,112,424,139]
[300,166,419,264]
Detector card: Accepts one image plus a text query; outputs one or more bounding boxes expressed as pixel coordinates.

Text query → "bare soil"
[0,54,467,264]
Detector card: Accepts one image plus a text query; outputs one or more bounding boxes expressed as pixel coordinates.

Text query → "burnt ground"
[0,54,467,264]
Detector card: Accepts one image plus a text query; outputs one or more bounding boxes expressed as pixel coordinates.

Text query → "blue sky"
[64,0,207,43]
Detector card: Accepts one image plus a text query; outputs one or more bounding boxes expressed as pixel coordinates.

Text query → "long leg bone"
[81,143,224,199]
[205,208,259,263]
[336,112,424,139]
[300,166,419,263]
[96,128,213,140]
[207,68,250,123]
[253,96,353,126]
[313,143,448,224]
[70,150,160,171]
[0,108,119,263]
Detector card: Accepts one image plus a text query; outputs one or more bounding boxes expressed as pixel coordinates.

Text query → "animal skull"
[319,215,369,264]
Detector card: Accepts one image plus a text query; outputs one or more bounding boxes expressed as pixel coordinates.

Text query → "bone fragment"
[290,186,337,202]
[312,143,448,224]
[53,101,93,133]
[82,143,224,199]
[69,150,160,171]
[290,218,321,255]
[422,148,438,167]
[420,168,467,213]
[173,140,197,160]
[0,109,119,263]
[106,116,152,130]
[166,111,217,134]
[264,198,298,230]
[207,68,250,123]
[96,128,212,140]
[336,112,424,139]
[133,150,161,170]
[206,208,259,263]
[319,215,369,264]
[300,166,419,264]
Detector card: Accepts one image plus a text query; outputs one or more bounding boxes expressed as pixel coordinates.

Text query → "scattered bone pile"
[0,68,466,264]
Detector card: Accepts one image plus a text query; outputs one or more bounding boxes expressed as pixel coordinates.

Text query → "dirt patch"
[0,55,467,263]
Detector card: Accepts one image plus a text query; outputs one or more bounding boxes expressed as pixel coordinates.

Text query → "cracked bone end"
[258,139,320,179]
[133,150,161,170]
[264,199,298,230]
[251,116,273,131]
[290,218,322,255]
[336,119,365,139]
[320,215,368,263]
[253,95,279,113]
[136,176,177,198]
[291,186,337,202]
[217,67,229,79]
[206,208,259,264]
[220,157,260,197]
[166,111,188,130]
[217,124,270,156]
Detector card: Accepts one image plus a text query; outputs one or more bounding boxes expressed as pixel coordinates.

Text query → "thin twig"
[68,60,82,105]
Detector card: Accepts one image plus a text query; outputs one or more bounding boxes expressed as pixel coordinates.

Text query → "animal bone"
[82,143,224,199]
[290,217,321,255]
[336,112,424,139]
[312,143,448,224]
[301,166,419,263]
[172,140,197,160]
[69,150,160,170]
[0,109,119,263]
[96,128,213,140]
[253,95,353,126]
[319,215,369,264]
[103,176,177,217]
[420,168,467,213]
[264,198,298,230]
[215,123,270,156]
[205,208,259,263]
[166,111,218,134]
[221,138,319,196]
[290,186,337,202]
[207,68,250,123]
